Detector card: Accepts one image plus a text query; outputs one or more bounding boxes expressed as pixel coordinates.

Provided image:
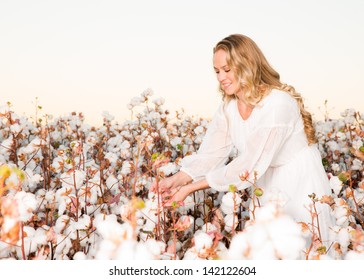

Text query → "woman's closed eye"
[215,69,231,74]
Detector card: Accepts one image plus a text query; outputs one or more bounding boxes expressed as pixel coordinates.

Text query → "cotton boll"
[55,253,70,260]
[136,217,145,227]
[141,88,153,98]
[121,161,132,176]
[96,219,133,242]
[193,231,213,251]
[336,215,349,227]
[93,213,118,228]
[265,188,289,208]
[143,219,156,233]
[26,137,45,154]
[244,224,270,252]
[78,231,92,247]
[200,222,217,233]
[10,124,22,134]
[193,135,204,144]
[119,204,131,220]
[353,189,364,206]
[177,195,195,213]
[245,223,270,251]
[102,111,115,122]
[115,240,154,260]
[182,248,204,260]
[266,216,305,259]
[158,162,178,176]
[220,192,242,215]
[63,221,78,240]
[351,159,363,171]
[4,171,22,193]
[106,174,119,194]
[138,199,158,224]
[329,176,343,196]
[33,227,49,245]
[170,137,182,149]
[79,184,98,204]
[54,215,70,233]
[336,131,346,141]
[344,251,364,260]
[15,230,38,256]
[227,203,306,260]
[352,139,363,150]
[60,169,86,190]
[152,97,165,106]
[54,234,72,256]
[193,126,205,135]
[253,203,278,223]
[331,163,340,173]
[215,241,228,258]
[56,194,71,216]
[326,141,340,152]
[333,205,349,226]
[250,240,277,260]
[104,152,118,165]
[128,96,142,109]
[73,251,87,260]
[337,227,352,254]
[95,239,116,259]
[144,239,166,258]
[14,191,37,222]
[24,168,43,192]
[51,156,65,173]
[74,215,91,230]
[224,214,238,233]
[195,218,204,227]
[22,226,36,238]
[0,139,12,158]
[226,232,250,259]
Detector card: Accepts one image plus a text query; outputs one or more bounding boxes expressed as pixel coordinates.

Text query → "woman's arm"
[162,179,210,207]
[150,170,193,193]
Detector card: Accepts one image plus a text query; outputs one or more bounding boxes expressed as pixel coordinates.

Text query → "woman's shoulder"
[256,89,300,124]
[262,89,297,107]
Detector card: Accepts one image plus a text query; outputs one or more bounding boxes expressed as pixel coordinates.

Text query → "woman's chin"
[224,90,236,96]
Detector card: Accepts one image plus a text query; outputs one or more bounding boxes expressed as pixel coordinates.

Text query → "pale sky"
[1,0,363,126]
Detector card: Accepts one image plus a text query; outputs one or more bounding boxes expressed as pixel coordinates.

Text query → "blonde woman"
[152,34,334,246]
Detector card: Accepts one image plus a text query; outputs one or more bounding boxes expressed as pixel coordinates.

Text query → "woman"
[151,34,334,246]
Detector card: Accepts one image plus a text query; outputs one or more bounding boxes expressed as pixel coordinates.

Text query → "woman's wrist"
[173,170,192,187]
[190,179,209,192]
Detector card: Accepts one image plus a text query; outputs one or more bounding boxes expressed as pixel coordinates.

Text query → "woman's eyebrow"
[214,65,229,70]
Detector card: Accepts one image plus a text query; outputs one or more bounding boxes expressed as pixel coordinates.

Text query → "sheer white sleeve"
[180,101,233,181]
[206,101,298,192]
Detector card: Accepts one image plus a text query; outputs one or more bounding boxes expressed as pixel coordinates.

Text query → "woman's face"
[213,49,241,96]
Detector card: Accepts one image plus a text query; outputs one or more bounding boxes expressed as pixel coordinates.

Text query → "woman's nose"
[217,72,226,82]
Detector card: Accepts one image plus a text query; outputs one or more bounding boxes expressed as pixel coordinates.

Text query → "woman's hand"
[162,184,193,207]
[161,179,210,208]
[150,171,192,194]
[150,176,175,194]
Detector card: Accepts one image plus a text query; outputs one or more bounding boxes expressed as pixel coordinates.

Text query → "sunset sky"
[1,0,363,126]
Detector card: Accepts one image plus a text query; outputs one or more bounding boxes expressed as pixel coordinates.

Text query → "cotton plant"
[92,212,165,260]
[1,94,364,260]
[182,224,227,260]
[0,165,39,259]
[223,202,306,260]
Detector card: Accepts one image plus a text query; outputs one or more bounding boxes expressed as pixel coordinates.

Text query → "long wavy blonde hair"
[214,34,317,144]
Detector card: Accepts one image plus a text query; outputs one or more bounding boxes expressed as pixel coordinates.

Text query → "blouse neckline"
[234,98,257,123]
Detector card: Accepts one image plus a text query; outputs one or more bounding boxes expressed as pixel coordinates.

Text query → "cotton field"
[0,89,363,260]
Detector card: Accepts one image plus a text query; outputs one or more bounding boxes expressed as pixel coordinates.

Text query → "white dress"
[180,89,334,246]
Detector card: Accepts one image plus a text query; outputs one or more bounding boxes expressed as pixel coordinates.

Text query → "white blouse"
[181,89,334,246]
